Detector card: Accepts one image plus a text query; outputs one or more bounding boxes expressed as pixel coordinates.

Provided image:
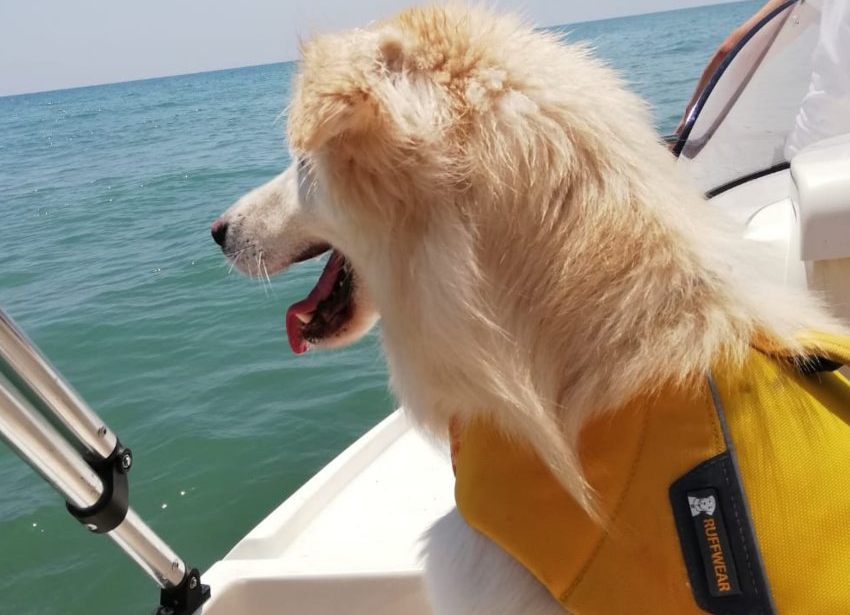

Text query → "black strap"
[795,355,843,375]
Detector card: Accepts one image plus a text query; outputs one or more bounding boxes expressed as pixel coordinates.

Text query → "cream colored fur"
[424,509,564,614]
[217,5,846,613]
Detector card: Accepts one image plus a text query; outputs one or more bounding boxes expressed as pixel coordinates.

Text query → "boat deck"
[201,411,454,614]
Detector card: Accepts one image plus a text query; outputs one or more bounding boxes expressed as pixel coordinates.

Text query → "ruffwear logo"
[685,488,741,597]
[689,494,717,517]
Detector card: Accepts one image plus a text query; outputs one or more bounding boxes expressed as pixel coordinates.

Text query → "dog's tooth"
[295,312,314,324]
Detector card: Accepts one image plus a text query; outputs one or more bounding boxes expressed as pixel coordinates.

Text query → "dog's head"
[211,6,784,506]
[212,8,687,498]
[212,7,638,361]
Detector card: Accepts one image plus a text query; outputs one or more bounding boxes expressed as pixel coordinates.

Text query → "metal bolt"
[97,426,107,438]
[86,523,98,532]
[171,560,180,571]
[188,576,198,590]
[120,452,132,471]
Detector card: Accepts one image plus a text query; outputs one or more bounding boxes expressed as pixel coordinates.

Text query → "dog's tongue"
[285,251,344,354]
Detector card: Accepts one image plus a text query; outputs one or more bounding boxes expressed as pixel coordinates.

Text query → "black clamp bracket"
[64,443,211,614]
[66,441,133,533]
[155,568,211,615]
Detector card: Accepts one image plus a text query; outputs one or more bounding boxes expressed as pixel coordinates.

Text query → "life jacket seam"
[711,372,765,614]
[704,380,724,461]
[718,455,763,613]
[558,405,652,603]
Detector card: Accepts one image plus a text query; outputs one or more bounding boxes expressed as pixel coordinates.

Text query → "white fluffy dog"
[212,6,841,613]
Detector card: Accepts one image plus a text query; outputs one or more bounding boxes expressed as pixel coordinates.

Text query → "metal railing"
[0,308,209,614]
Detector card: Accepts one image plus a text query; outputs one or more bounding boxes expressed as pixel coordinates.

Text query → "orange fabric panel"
[454,383,726,613]
[452,332,850,614]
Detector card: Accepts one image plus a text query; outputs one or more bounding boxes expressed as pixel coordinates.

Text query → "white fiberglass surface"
[708,169,791,224]
[260,425,453,573]
[207,409,454,568]
[200,411,452,613]
[708,168,800,283]
[200,570,432,615]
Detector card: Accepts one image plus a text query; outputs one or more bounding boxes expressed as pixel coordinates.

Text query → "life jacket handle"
[752,330,850,374]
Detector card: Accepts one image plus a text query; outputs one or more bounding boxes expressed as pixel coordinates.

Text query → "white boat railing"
[0,308,210,615]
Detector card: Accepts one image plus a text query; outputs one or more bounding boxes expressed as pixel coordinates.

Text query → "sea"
[0,2,759,613]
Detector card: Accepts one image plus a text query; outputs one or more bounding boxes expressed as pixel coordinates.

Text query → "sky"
[0,0,743,97]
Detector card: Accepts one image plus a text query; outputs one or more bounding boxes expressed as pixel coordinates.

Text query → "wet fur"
[219,6,846,612]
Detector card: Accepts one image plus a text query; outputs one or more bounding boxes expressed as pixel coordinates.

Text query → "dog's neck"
[372,138,836,505]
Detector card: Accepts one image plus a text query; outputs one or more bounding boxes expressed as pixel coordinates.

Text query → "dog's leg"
[423,509,565,615]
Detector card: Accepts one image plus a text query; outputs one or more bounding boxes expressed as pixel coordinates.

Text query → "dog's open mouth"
[285,247,355,354]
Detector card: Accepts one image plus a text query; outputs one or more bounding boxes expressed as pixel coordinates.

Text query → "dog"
[211,6,846,613]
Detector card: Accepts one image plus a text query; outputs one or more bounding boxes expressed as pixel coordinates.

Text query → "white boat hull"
[201,411,454,614]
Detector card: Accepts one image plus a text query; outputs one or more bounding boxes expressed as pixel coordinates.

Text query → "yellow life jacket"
[452,333,850,615]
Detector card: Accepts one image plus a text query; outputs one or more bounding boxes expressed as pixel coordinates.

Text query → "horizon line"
[0,0,745,99]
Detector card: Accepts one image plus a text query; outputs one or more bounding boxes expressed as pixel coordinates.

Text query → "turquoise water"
[0,2,758,613]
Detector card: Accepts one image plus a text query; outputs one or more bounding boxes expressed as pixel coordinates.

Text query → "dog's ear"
[288,29,410,152]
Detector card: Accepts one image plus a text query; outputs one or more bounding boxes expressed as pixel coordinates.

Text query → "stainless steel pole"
[0,374,102,509]
[0,309,118,459]
[0,308,211,615]
[0,370,186,588]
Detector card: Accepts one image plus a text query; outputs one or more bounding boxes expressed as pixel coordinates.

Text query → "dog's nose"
[210,219,229,247]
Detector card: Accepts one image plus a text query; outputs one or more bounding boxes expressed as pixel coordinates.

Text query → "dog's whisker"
[261,259,274,296]
[226,248,248,276]
[255,253,271,296]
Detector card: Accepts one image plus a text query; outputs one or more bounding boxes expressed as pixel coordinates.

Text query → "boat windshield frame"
[671,0,799,168]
